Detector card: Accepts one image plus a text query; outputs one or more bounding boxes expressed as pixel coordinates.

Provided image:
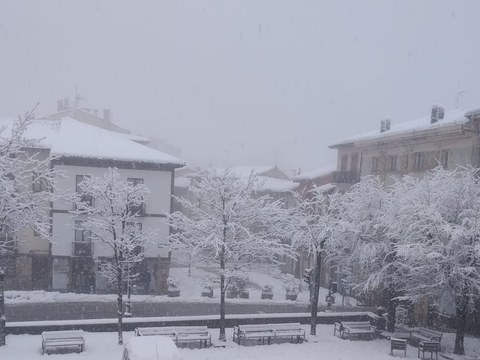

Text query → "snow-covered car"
[122,336,183,360]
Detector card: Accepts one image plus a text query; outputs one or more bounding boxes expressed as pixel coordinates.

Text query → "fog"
[1,0,479,172]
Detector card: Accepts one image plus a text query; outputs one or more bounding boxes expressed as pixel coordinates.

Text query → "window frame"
[127,178,146,216]
[76,175,94,207]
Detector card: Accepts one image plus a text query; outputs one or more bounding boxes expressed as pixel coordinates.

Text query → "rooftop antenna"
[74,85,86,119]
[455,90,468,109]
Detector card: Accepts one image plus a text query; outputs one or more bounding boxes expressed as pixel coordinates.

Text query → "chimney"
[380,117,391,133]
[103,109,111,122]
[57,98,69,111]
[431,105,445,124]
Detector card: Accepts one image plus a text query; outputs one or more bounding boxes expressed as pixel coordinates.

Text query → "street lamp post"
[125,268,132,317]
[0,270,6,346]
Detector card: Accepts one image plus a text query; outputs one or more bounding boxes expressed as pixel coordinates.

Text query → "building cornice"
[51,156,183,171]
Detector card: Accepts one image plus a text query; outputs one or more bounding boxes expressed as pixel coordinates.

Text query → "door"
[32,255,52,290]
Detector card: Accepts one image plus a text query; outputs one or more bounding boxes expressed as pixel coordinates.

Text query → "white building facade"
[4,117,184,293]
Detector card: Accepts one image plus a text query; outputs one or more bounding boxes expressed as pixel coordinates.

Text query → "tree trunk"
[116,262,124,345]
[454,295,468,355]
[0,272,5,346]
[219,235,226,341]
[386,287,397,333]
[219,271,226,341]
[310,250,322,336]
[387,297,396,333]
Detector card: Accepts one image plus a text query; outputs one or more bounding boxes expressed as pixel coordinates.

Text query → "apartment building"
[4,117,184,293]
[329,105,480,189]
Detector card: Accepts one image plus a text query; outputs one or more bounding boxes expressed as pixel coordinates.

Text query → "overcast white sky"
[1,1,479,172]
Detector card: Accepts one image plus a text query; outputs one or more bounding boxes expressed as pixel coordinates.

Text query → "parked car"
[122,336,183,360]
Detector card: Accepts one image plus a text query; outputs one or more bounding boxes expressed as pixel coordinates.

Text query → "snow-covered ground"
[5,267,357,307]
[1,325,480,360]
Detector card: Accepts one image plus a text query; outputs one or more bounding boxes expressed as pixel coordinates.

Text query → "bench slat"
[233,323,305,345]
[41,330,85,355]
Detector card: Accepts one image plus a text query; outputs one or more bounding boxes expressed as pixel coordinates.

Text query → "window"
[440,150,449,169]
[76,175,93,207]
[371,157,378,172]
[388,155,397,171]
[413,152,425,170]
[340,155,348,171]
[125,222,144,274]
[126,221,142,233]
[350,153,359,172]
[74,221,91,243]
[127,178,145,216]
[73,220,92,256]
[32,172,48,192]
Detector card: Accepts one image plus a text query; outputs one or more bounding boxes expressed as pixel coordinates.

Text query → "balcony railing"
[72,241,93,257]
[333,171,360,184]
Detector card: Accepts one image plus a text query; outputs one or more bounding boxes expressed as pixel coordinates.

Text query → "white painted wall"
[51,164,172,258]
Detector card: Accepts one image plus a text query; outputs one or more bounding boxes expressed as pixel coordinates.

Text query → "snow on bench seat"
[41,330,85,355]
[334,321,377,340]
[135,326,211,348]
[233,323,305,345]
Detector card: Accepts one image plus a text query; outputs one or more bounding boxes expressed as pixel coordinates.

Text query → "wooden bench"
[272,323,305,344]
[233,323,305,345]
[135,326,211,348]
[391,338,407,357]
[334,321,376,340]
[41,330,85,355]
[418,341,440,359]
[410,328,443,347]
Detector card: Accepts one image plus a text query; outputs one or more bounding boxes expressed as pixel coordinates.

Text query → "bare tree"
[0,107,57,346]
[169,168,291,341]
[71,168,157,345]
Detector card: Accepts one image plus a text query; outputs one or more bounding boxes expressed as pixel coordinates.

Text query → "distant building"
[172,166,300,273]
[329,105,480,189]
[293,165,336,197]
[291,166,336,287]
[2,116,184,293]
[328,104,480,321]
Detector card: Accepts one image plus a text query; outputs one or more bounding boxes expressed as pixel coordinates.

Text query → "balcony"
[333,171,360,184]
[72,241,93,257]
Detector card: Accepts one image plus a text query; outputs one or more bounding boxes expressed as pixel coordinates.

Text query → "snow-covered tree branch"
[169,168,292,341]
[393,167,480,355]
[289,187,343,335]
[70,168,158,345]
[0,107,58,346]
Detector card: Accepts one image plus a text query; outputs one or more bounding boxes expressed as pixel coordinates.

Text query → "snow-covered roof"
[329,108,477,148]
[174,177,191,188]
[316,183,336,193]
[213,166,297,193]
[256,176,299,193]
[0,117,185,167]
[228,165,277,177]
[293,165,336,181]
[127,133,150,143]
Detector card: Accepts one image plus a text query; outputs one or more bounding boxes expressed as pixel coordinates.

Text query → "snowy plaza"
[2,325,480,360]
